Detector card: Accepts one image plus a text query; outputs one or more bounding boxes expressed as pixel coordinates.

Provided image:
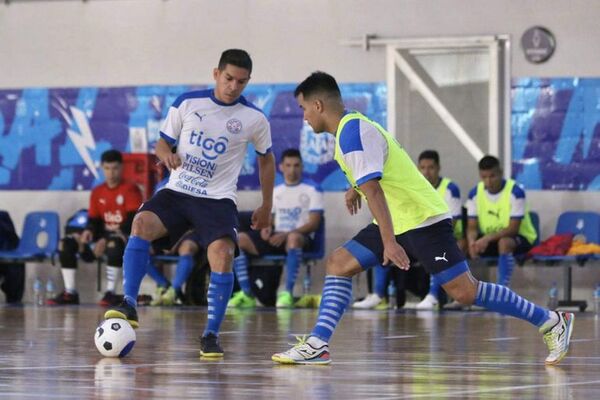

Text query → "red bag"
[527,233,574,257]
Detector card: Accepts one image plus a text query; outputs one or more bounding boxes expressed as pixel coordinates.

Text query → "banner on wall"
[0,83,386,191]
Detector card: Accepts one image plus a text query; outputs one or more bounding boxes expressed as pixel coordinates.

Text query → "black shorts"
[140,189,239,250]
[344,219,466,275]
[246,230,314,256]
[479,234,534,257]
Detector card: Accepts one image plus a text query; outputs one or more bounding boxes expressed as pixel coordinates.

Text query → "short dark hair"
[280,148,302,163]
[478,155,501,170]
[294,71,341,100]
[418,150,440,165]
[101,149,122,164]
[218,49,252,73]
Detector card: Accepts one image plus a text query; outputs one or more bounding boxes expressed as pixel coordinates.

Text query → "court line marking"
[484,336,519,341]
[382,335,418,339]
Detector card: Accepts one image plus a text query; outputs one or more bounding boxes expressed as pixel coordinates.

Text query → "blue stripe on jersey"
[356,171,382,186]
[172,89,212,108]
[339,119,363,154]
[209,91,240,107]
[446,181,461,198]
[160,131,176,146]
[468,186,477,200]
[512,183,526,199]
[255,146,272,156]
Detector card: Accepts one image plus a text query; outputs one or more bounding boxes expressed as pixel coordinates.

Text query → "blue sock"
[173,255,194,291]
[373,265,388,298]
[285,248,302,294]
[475,281,549,327]
[497,253,515,287]
[146,260,170,288]
[311,275,353,342]
[203,271,234,336]
[233,251,252,296]
[123,236,150,308]
[428,274,441,298]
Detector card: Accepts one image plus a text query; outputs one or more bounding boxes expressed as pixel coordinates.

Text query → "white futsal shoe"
[541,311,575,365]
[272,336,331,365]
[415,294,439,310]
[352,293,383,309]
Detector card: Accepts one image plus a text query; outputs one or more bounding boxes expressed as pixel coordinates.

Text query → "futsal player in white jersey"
[228,148,324,309]
[104,49,275,358]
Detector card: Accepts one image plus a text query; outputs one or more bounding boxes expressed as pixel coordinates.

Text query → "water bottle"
[45,279,55,302]
[303,266,311,295]
[547,282,558,311]
[387,281,397,310]
[33,278,44,306]
[593,283,600,316]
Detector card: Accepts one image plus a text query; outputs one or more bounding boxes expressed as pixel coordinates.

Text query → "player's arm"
[252,152,275,229]
[358,179,410,269]
[83,190,102,243]
[156,138,181,171]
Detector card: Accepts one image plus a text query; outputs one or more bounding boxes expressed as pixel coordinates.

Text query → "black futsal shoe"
[199,333,224,358]
[104,300,139,329]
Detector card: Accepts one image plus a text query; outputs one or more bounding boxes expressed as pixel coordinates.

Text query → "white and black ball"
[94,318,136,358]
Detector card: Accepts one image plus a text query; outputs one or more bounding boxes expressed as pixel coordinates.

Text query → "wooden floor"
[1,305,599,399]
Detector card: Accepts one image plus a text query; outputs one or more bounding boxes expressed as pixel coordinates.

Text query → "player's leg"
[353,264,388,309]
[161,238,199,305]
[99,233,126,307]
[200,237,236,357]
[496,236,517,287]
[47,235,81,305]
[277,232,305,308]
[415,220,574,365]
[228,232,259,308]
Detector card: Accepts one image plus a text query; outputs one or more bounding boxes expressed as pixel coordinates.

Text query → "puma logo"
[435,252,448,262]
[487,210,500,218]
[194,112,206,121]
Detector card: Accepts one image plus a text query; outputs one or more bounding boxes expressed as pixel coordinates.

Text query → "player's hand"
[383,241,410,270]
[251,205,271,230]
[260,227,272,241]
[268,232,287,247]
[93,238,107,258]
[80,229,93,244]
[160,153,182,171]
[474,236,490,254]
[345,188,361,215]
[468,241,480,259]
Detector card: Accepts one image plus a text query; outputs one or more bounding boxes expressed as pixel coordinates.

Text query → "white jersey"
[273,180,324,233]
[160,89,272,203]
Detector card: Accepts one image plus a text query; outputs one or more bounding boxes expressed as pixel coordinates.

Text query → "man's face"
[213,64,250,104]
[102,161,122,188]
[296,93,326,133]
[479,167,503,193]
[279,156,303,184]
[418,158,440,186]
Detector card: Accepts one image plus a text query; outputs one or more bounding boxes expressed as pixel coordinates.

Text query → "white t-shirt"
[439,179,462,219]
[160,89,272,203]
[273,180,324,232]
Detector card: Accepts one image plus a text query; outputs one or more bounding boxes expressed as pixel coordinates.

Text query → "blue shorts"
[140,189,239,250]
[344,219,466,275]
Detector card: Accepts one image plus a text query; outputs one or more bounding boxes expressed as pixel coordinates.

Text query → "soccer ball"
[94,318,136,358]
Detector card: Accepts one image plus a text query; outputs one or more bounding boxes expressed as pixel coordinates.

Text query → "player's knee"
[208,240,235,267]
[448,282,478,305]
[325,250,351,276]
[286,232,303,249]
[105,237,125,267]
[58,237,78,269]
[178,240,198,256]
[498,237,516,253]
[131,213,155,240]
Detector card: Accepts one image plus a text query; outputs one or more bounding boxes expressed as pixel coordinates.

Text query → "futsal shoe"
[541,311,575,365]
[46,291,79,305]
[443,300,465,310]
[98,291,120,307]
[150,286,169,306]
[276,291,294,308]
[415,294,440,310]
[159,287,184,306]
[227,291,256,308]
[272,335,331,365]
[352,293,383,309]
[199,332,224,358]
[104,300,139,329]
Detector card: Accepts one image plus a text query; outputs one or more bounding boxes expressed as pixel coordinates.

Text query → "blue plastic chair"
[532,211,600,311]
[0,211,60,263]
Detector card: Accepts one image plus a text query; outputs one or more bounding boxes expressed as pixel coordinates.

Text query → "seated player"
[466,155,537,287]
[229,148,324,308]
[48,150,142,306]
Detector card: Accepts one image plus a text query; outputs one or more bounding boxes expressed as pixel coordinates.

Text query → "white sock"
[106,266,121,293]
[61,268,77,293]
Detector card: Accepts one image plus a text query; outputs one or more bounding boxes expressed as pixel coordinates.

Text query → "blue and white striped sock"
[475,281,549,327]
[311,275,353,342]
[123,236,150,308]
[233,252,252,296]
[203,272,234,336]
[497,253,515,287]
